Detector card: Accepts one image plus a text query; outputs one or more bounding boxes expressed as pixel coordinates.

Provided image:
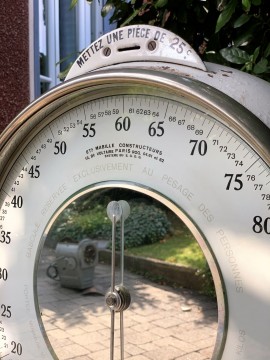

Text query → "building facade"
[0,0,112,134]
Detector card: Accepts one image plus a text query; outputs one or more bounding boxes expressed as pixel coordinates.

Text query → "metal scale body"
[0,25,269,359]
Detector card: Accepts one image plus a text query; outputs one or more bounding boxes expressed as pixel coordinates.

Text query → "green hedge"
[48,204,111,244]
[114,202,171,249]
[47,199,171,250]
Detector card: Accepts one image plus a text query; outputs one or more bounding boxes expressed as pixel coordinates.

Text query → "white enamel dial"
[0,69,269,360]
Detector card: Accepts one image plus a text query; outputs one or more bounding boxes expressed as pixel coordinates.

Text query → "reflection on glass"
[37,189,218,360]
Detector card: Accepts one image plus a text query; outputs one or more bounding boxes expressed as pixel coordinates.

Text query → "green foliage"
[220,46,250,64]
[214,0,270,78]
[48,204,111,243]
[196,264,216,298]
[70,0,78,9]
[215,0,238,33]
[101,0,270,81]
[115,202,171,249]
[70,0,93,9]
[126,233,206,269]
[126,231,216,297]
[47,191,171,250]
[102,0,212,51]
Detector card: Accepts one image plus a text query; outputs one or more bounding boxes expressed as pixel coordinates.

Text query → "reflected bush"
[47,198,171,250]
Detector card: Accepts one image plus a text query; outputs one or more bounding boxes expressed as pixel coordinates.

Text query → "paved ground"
[37,248,218,360]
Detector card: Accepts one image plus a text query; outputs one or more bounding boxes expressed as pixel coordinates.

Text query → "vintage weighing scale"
[0,25,269,359]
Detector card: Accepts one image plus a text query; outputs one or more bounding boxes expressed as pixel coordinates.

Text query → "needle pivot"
[105,285,131,312]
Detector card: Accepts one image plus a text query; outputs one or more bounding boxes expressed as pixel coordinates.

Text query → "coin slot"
[117,45,141,52]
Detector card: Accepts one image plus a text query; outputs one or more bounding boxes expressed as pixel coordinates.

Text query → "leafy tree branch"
[100,0,270,81]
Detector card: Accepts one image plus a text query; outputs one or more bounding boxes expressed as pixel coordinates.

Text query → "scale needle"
[106,200,130,360]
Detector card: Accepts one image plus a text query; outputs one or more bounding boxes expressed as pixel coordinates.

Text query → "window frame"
[35,0,110,98]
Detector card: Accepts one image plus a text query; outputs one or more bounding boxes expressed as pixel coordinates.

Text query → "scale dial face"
[0,69,269,360]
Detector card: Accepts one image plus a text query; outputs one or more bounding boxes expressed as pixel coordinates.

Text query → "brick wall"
[0,1,30,134]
